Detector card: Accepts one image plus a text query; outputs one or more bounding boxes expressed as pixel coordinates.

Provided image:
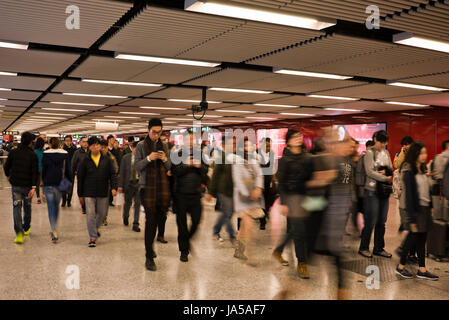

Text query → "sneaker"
[417,270,439,281]
[67,203,71,208]
[358,250,373,258]
[373,250,392,258]
[145,258,156,271]
[260,224,266,230]
[103,220,108,226]
[395,266,413,279]
[214,234,224,242]
[37,199,41,204]
[151,251,157,259]
[180,252,189,262]
[272,250,289,266]
[88,239,96,248]
[109,203,115,207]
[14,232,24,244]
[49,232,58,243]
[61,202,66,208]
[24,228,30,236]
[97,230,101,238]
[123,218,129,226]
[297,263,310,279]
[132,226,141,232]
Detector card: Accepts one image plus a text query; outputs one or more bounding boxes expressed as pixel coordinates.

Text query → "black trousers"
[400,232,427,267]
[62,183,74,205]
[175,194,202,254]
[157,214,167,238]
[140,189,166,259]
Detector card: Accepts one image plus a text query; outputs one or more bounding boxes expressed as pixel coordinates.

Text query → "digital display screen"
[333,123,387,153]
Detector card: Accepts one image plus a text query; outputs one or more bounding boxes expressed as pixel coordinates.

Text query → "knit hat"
[148,118,163,130]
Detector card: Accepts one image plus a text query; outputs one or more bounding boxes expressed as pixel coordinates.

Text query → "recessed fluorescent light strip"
[0,88,11,91]
[82,79,162,87]
[62,93,128,98]
[280,113,314,116]
[385,101,429,107]
[115,53,220,68]
[140,106,185,110]
[273,68,352,80]
[119,112,160,115]
[307,95,359,101]
[50,102,104,106]
[254,103,298,108]
[184,0,336,30]
[216,109,254,113]
[387,82,447,92]
[42,108,87,112]
[0,41,28,50]
[325,108,361,112]
[393,32,449,54]
[167,99,221,104]
[209,87,273,94]
[0,71,17,76]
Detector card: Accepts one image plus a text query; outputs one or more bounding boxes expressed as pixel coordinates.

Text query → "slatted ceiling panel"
[42,93,128,106]
[391,92,449,107]
[0,0,131,48]
[1,100,33,107]
[0,76,54,91]
[178,21,322,62]
[250,34,395,69]
[317,83,439,99]
[186,69,274,87]
[145,87,200,99]
[53,80,161,97]
[355,56,449,80]
[101,6,245,57]
[404,73,449,87]
[107,105,191,115]
[206,91,288,103]
[34,102,101,112]
[70,56,161,81]
[256,95,355,106]
[0,48,79,76]
[322,100,429,112]
[0,91,41,100]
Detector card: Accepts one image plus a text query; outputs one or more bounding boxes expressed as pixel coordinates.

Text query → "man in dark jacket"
[62,135,77,207]
[4,131,38,244]
[119,141,141,232]
[71,136,89,214]
[107,135,122,206]
[77,137,118,248]
[122,136,134,156]
[172,132,208,262]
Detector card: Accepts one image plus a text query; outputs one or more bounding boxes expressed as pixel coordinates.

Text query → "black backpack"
[442,161,449,200]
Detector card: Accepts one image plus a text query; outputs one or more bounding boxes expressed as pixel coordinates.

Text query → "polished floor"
[1,169,448,300]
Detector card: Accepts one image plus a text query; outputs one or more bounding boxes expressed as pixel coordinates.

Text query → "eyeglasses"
[150,130,162,135]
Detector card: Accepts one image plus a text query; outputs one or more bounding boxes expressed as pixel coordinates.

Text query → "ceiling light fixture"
[246,116,276,120]
[119,112,160,115]
[184,0,336,30]
[115,53,220,68]
[401,113,424,117]
[254,103,298,108]
[167,99,222,104]
[140,106,186,110]
[62,93,128,99]
[0,88,11,91]
[0,71,17,76]
[280,113,314,116]
[209,87,273,94]
[393,32,449,54]
[384,101,429,107]
[325,108,361,112]
[307,95,359,101]
[0,41,29,50]
[105,116,139,119]
[82,79,162,87]
[50,102,104,106]
[216,109,255,113]
[273,68,352,80]
[387,82,447,92]
[35,112,71,116]
[41,108,87,112]
[219,120,247,123]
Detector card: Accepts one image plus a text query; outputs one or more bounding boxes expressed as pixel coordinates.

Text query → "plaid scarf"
[143,136,171,213]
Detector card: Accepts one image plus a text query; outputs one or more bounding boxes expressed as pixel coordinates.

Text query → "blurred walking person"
[100,140,119,226]
[42,137,72,243]
[4,132,38,244]
[71,136,89,215]
[61,135,77,208]
[34,137,45,204]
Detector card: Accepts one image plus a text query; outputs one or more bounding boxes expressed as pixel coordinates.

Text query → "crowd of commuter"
[4,117,448,300]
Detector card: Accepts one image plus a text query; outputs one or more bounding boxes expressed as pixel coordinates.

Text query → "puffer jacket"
[4,144,39,188]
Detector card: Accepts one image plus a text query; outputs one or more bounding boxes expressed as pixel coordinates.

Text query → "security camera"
[192,101,208,113]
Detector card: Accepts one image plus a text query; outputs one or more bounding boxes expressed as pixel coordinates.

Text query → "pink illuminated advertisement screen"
[257,128,288,159]
[333,123,386,153]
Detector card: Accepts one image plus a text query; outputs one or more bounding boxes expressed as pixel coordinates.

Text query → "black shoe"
[373,250,392,258]
[157,237,168,244]
[61,202,66,208]
[132,226,141,232]
[109,203,115,207]
[260,224,266,230]
[97,231,101,238]
[180,252,189,262]
[407,255,419,265]
[358,250,373,258]
[395,266,413,279]
[145,259,156,271]
[123,218,129,226]
[67,203,71,207]
[152,251,157,259]
[417,270,439,281]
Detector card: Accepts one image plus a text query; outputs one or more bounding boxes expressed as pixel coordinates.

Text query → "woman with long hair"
[395,141,439,280]
[42,137,72,243]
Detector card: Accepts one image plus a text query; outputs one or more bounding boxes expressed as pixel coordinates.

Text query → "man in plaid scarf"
[135,118,171,271]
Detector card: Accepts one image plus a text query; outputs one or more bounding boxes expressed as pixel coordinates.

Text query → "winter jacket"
[71,147,88,176]
[34,149,44,173]
[77,152,118,198]
[42,149,72,186]
[172,147,209,195]
[4,144,39,188]
[277,148,313,204]
[63,143,77,163]
[134,138,171,188]
[208,149,233,198]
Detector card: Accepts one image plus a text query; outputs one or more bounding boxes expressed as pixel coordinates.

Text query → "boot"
[297,262,310,279]
[233,240,248,260]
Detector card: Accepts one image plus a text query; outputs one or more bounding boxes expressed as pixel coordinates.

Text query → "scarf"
[143,135,171,213]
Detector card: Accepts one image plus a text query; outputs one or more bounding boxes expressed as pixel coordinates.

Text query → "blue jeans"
[213,193,235,240]
[12,186,32,234]
[44,186,62,231]
[359,190,390,252]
